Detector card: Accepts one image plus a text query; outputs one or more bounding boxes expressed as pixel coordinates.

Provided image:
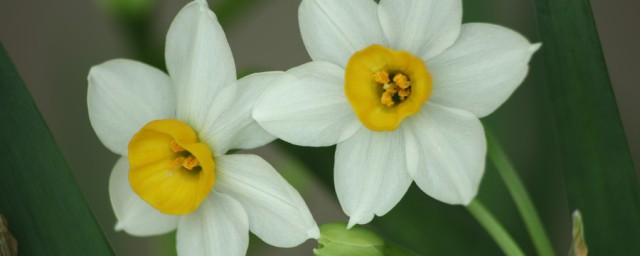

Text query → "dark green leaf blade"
[534,0,640,254]
[0,44,113,255]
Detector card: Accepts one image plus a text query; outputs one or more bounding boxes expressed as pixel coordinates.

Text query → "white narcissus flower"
[87,0,319,255]
[253,0,540,227]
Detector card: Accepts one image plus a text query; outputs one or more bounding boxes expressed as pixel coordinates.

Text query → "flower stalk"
[486,130,555,256]
[467,200,525,256]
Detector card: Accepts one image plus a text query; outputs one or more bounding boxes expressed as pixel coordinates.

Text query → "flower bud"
[314,222,385,256]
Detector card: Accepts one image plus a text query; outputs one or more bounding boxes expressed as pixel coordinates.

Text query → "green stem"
[486,130,555,256]
[467,200,525,256]
[468,200,525,256]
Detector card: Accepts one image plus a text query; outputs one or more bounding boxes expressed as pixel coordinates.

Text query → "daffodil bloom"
[253,0,540,227]
[88,0,319,254]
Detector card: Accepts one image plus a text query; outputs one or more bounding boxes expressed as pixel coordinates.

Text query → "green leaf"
[0,44,113,255]
[534,0,640,254]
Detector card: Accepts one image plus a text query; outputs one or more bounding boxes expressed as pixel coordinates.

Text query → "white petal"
[428,23,541,117]
[109,157,180,236]
[165,0,237,127]
[403,103,486,205]
[334,127,412,227]
[88,59,175,155]
[253,61,360,147]
[378,0,462,59]
[299,0,387,67]
[177,191,249,256]
[215,154,320,247]
[200,72,280,155]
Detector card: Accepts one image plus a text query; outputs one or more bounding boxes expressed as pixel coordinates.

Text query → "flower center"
[128,119,215,215]
[374,71,412,107]
[168,140,201,171]
[345,44,431,131]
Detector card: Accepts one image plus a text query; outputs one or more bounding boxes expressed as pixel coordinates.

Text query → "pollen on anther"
[373,71,390,84]
[168,156,186,169]
[383,83,397,93]
[169,140,186,152]
[381,91,395,107]
[182,156,200,170]
[398,88,410,100]
[393,74,411,89]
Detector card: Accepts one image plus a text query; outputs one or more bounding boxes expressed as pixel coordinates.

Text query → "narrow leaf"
[0,44,113,255]
[534,0,640,254]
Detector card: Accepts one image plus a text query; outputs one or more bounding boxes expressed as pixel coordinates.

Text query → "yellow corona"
[344,45,432,131]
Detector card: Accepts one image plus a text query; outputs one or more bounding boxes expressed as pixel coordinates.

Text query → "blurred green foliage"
[0,44,113,255]
[535,0,640,254]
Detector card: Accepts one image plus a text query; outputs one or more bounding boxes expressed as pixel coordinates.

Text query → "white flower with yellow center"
[253,0,540,227]
[87,0,319,254]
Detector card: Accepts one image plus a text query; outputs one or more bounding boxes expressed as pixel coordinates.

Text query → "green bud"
[314,222,385,256]
[569,210,588,256]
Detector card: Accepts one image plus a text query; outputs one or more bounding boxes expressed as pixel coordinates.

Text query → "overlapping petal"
[378,0,462,60]
[200,72,280,155]
[165,0,236,129]
[253,61,360,147]
[177,191,249,256]
[88,59,175,155]
[109,157,180,236]
[403,103,486,205]
[299,0,387,67]
[334,128,412,227]
[215,154,320,247]
[428,23,541,117]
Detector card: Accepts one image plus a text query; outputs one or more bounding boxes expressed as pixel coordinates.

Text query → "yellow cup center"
[345,44,432,131]
[128,119,215,215]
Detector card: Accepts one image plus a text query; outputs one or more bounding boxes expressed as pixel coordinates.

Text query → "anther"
[381,91,395,107]
[168,156,186,170]
[373,71,390,84]
[182,156,200,170]
[398,88,410,100]
[383,83,397,93]
[169,140,186,152]
[393,74,411,89]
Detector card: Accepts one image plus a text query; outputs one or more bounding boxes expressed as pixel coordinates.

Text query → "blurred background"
[0,0,638,255]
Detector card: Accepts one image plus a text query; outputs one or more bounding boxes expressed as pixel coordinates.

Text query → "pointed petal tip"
[114,221,124,232]
[307,226,321,240]
[461,196,475,206]
[530,43,542,52]
[194,0,208,7]
[346,218,357,229]
[346,213,373,229]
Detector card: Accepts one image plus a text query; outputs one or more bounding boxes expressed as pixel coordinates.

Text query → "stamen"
[381,91,395,107]
[393,74,411,89]
[383,83,397,93]
[168,156,186,170]
[182,156,200,170]
[398,88,410,100]
[169,140,186,152]
[373,71,390,84]
[374,71,412,107]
